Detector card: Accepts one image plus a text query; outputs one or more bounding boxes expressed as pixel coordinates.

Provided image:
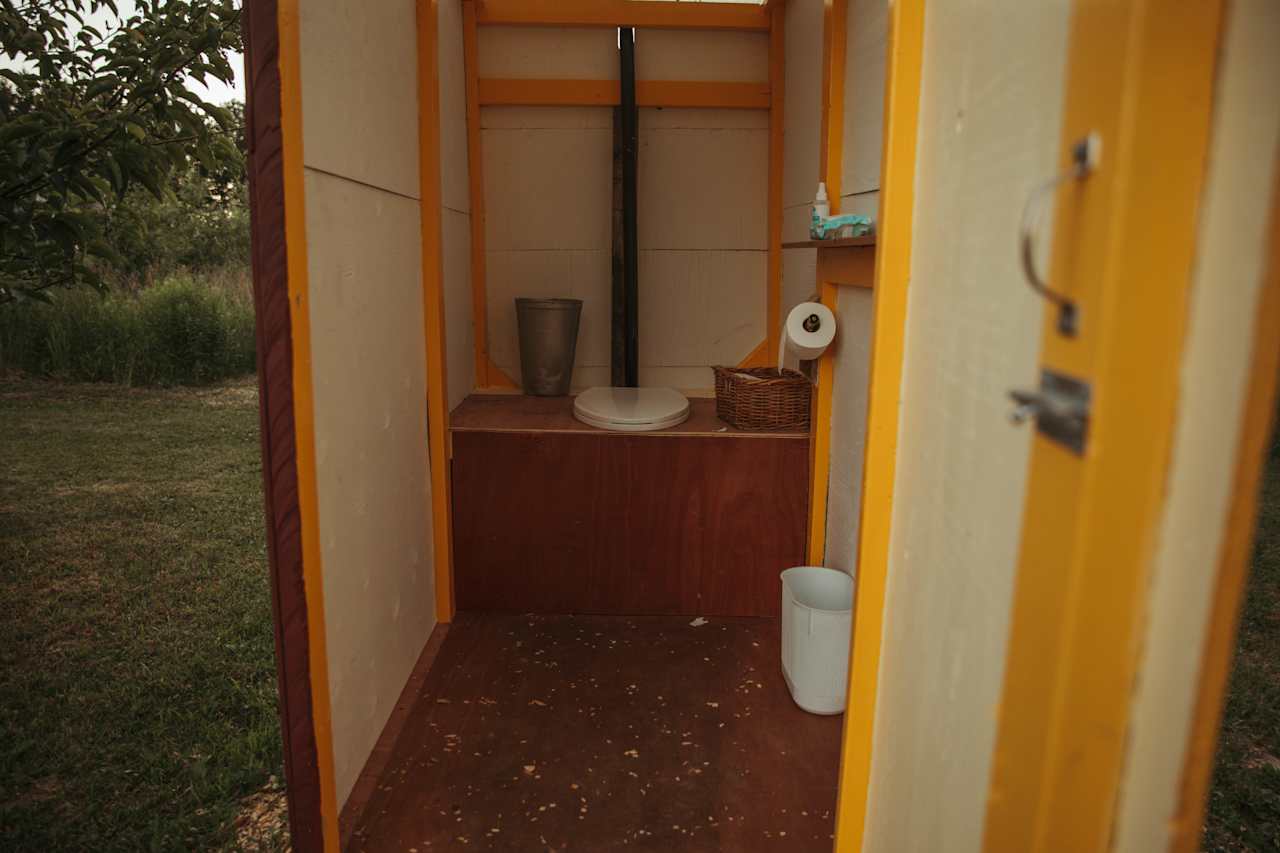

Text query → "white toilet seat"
[573,386,690,432]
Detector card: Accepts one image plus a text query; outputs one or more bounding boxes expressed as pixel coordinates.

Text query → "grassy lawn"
[1203,430,1280,852]
[0,379,286,851]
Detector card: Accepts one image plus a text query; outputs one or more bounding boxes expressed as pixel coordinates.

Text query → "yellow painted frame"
[417,0,458,625]
[478,78,771,109]
[474,0,770,31]
[805,0,847,565]
[276,0,341,847]
[1172,169,1280,852]
[983,2,1225,849]
[831,0,923,847]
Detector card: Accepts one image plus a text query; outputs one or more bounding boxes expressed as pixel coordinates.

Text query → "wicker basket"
[712,366,811,431]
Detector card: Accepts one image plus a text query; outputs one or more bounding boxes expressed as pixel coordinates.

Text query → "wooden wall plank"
[451,431,809,617]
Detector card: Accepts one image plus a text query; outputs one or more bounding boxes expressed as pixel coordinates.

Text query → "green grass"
[0,379,286,851]
[1203,431,1280,852]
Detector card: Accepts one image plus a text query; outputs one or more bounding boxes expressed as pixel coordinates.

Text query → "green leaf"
[84,75,120,100]
[48,219,81,256]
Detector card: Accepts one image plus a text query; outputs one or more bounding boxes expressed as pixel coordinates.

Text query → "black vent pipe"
[619,27,639,387]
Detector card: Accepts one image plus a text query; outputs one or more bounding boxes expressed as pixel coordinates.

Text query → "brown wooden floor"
[349,612,843,851]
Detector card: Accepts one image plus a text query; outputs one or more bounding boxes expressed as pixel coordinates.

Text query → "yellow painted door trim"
[806,0,847,566]
[417,0,457,624]
[831,0,924,847]
[983,2,1225,850]
[276,0,341,848]
[1172,167,1280,853]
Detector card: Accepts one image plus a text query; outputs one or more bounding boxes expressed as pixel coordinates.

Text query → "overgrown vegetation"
[1203,424,1280,852]
[0,0,243,304]
[0,270,254,385]
[0,379,285,852]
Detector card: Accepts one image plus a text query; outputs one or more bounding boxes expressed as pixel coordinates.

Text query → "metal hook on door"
[1019,132,1101,337]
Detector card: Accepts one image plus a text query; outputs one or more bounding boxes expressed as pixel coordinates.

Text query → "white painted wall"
[1113,2,1280,849]
[297,0,437,809]
[479,28,770,392]
[823,287,873,574]
[822,0,889,576]
[439,0,475,410]
[639,107,767,390]
[839,0,887,219]
[781,0,822,314]
[481,105,614,389]
[862,3,1071,851]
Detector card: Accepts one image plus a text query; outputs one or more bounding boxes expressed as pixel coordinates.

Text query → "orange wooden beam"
[475,0,770,31]
[765,3,785,376]
[477,78,771,109]
[417,0,459,624]
[276,0,340,846]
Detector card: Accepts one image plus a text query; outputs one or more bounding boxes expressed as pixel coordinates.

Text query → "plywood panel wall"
[299,0,419,197]
[634,29,768,82]
[840,0,887,213]
[824,287,873,575]
[637,108,767,383]
[781,0,823,334]
[818,0,887,580]
[440,0,474,409]
[481,106,613,385]
[301,170,436,810]
[478,25,619,79]
[477,25,773,391]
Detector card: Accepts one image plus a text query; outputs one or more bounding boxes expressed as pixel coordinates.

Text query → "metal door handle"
[1019,132,1101,337]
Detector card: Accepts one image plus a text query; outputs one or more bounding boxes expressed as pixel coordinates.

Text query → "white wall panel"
[634,29,769,82]
[841,0,887,200]
[478,25,620,79]
[303,171,435,808]
[824,287,873,575]
[638,249,766,370]
[439,0,471,213]
[299,0,420,198]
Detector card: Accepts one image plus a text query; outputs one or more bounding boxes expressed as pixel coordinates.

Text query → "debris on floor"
[348,612,842,851]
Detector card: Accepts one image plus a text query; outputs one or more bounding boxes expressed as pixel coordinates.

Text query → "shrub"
[0,271,255,386]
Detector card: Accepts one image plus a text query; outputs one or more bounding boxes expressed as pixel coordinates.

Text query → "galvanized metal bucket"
[515,298,582,396]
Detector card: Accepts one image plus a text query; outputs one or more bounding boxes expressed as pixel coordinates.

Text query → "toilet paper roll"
[784,302,837,360]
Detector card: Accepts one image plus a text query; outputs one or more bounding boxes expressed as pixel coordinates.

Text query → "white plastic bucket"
[780,566,853,715]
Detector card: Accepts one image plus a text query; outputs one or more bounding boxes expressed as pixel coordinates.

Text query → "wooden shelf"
[450,394,809,439]
[781,235,877,250]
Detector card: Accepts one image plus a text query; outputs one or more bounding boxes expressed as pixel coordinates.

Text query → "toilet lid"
[573,386,691,432]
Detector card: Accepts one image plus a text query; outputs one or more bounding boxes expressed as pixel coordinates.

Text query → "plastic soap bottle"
[810,182,830,239]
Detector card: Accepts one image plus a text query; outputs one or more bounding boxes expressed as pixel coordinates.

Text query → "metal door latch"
[1009,368,1091,454]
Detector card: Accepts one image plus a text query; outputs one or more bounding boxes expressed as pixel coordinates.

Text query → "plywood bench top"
[450,394,809,439]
